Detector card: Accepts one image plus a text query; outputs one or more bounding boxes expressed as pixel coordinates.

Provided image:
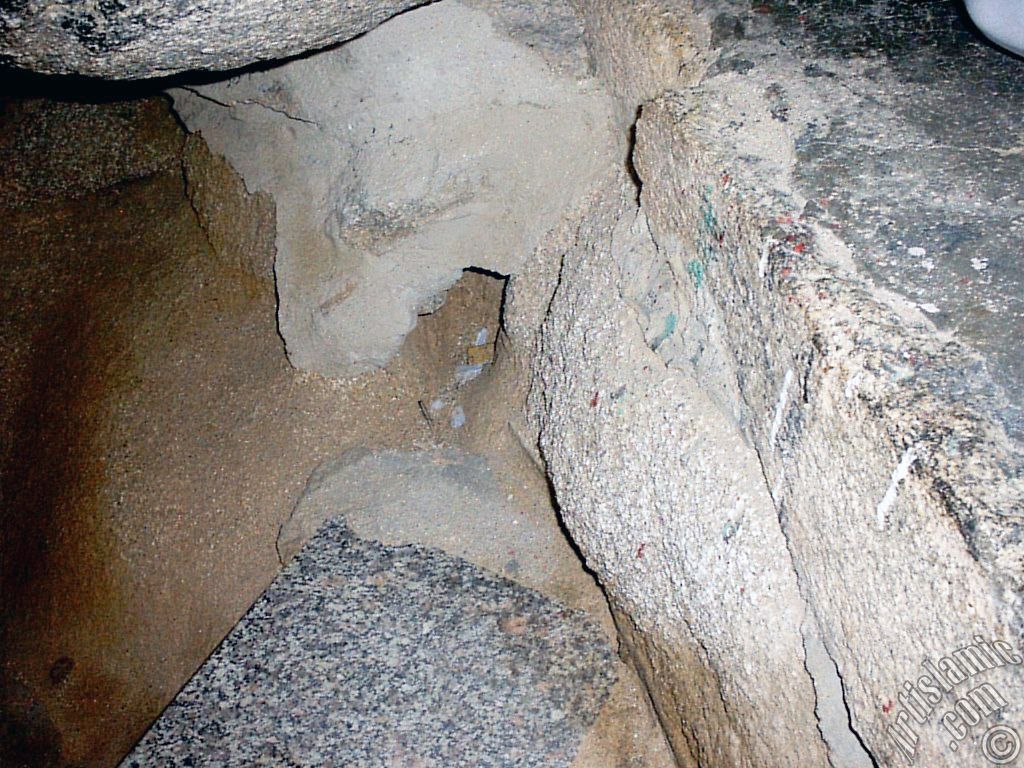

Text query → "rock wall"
[165,0,1024,763]
[519,172,829,767]
[6,1,1022,766]
[501,2,1024,766]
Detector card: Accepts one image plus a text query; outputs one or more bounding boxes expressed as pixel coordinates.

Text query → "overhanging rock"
[0,0,428,79]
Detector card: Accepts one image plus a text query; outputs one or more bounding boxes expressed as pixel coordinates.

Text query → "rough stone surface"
[169,0,617,378]
[277,448,604,615]
[182,133,277,280]
[498,0,1024,765]
[273,446,679,768]
[524,173,829,768]
[0,0,427,79]
[119,518,617,767]
[756,0,1024,440]
[8,1,1024,766]
[0,97,183,209]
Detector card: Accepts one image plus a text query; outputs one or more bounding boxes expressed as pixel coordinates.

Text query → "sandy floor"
[0,157,442,764]
[0,99,672,768]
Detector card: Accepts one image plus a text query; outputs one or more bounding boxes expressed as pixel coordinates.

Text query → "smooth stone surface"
[120,518,616,767]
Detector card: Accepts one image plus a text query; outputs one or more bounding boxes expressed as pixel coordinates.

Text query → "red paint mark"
[793,242,806,254]
[589,392,599,408]
[720,172,731,186]
[739,586,745,595]
[636,543,646,559]
[882,700,895,714]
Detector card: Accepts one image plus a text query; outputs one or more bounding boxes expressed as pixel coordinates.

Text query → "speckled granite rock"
[0,0,427,79]
[119,518,616,767]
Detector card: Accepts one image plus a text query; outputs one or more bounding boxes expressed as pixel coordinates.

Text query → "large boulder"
[0,0,428,79]
[500,1,1024,766]
[170,0,617,378]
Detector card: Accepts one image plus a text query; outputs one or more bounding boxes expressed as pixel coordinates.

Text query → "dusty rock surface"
[0,94,672,768]
[497,1,1024,766]
[0,97,183,208]
[169,0,618,378]
[6,1,1024,767]
[0,96,424,767]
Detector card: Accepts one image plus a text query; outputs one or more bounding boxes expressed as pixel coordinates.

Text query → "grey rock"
[120,518,617,767]
[0,0,427,79]
[169,0,617,377]
[498,1,1024,765]
[276,448,606,617]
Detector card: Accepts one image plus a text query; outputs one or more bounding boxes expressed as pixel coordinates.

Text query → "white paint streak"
[875,446,918,531]
[759,237,775,278]
[770,470,786,503]
[769,368,794,448]
[844,370,864,400]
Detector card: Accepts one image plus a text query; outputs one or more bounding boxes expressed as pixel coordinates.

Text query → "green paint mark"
[699,185,723,263]
[702,201,717,235]
[650,312,678,351]
[722,520,741,543]
[687,259,705,289]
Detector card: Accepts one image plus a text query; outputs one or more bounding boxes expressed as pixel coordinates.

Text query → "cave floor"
[0,99,671,768]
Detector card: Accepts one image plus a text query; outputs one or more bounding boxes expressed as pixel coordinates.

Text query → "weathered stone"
[498,1,1024,766]
[0,0,427,79]
[182,134,276,280]
[170,0,616,378]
